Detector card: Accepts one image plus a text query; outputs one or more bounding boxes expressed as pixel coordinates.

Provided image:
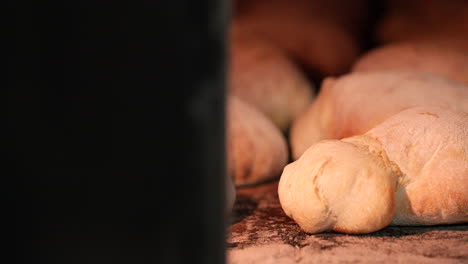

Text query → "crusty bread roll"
[229,26,314,132]
[279,106,468,234]
[376,0,468,50]
[352,42,468,85]
[228,96,288,186]
[234,0,360,76]
[290,71,468,159]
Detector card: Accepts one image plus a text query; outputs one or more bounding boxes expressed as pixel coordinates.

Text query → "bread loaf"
[352,42,468,84]
[290,71,468,159]
[234,0,360,76]
[279,107,468,234]
[228,96,288,186]
[229,26,314,131]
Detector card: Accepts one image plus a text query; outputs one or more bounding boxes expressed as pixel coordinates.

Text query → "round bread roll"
[279,106,468,234]
[376,0,468,49]
[234,0,359,77]
[229,26,314,131]
[227,96,288,186]
[352,42,468,84]
[290,71,468,159]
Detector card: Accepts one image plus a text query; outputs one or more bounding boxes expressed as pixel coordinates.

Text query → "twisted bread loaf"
[279,107,468,234]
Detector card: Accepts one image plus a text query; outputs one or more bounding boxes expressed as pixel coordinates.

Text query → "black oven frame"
[8,1,229,263]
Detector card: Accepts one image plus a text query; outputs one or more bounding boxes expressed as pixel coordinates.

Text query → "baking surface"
[228,181,468,264]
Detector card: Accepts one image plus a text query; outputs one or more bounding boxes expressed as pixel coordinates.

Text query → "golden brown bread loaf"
[279,107,468,234]
[290,71,468,159]
[234,0,361,76]
[352,42,468,84]
[227,96,288,186]
[229,26,314,131]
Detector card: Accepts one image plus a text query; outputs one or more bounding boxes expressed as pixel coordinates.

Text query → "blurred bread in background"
[229,25,315,131]
[376,0,468,51]
[233,0,369,78]
[353,42,468,84]
[227,96,288,186]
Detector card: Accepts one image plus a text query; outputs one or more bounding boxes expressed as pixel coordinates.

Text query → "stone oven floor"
[228,181,468,264]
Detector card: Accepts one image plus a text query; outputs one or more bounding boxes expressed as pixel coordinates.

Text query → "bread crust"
[368,108,468,225]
